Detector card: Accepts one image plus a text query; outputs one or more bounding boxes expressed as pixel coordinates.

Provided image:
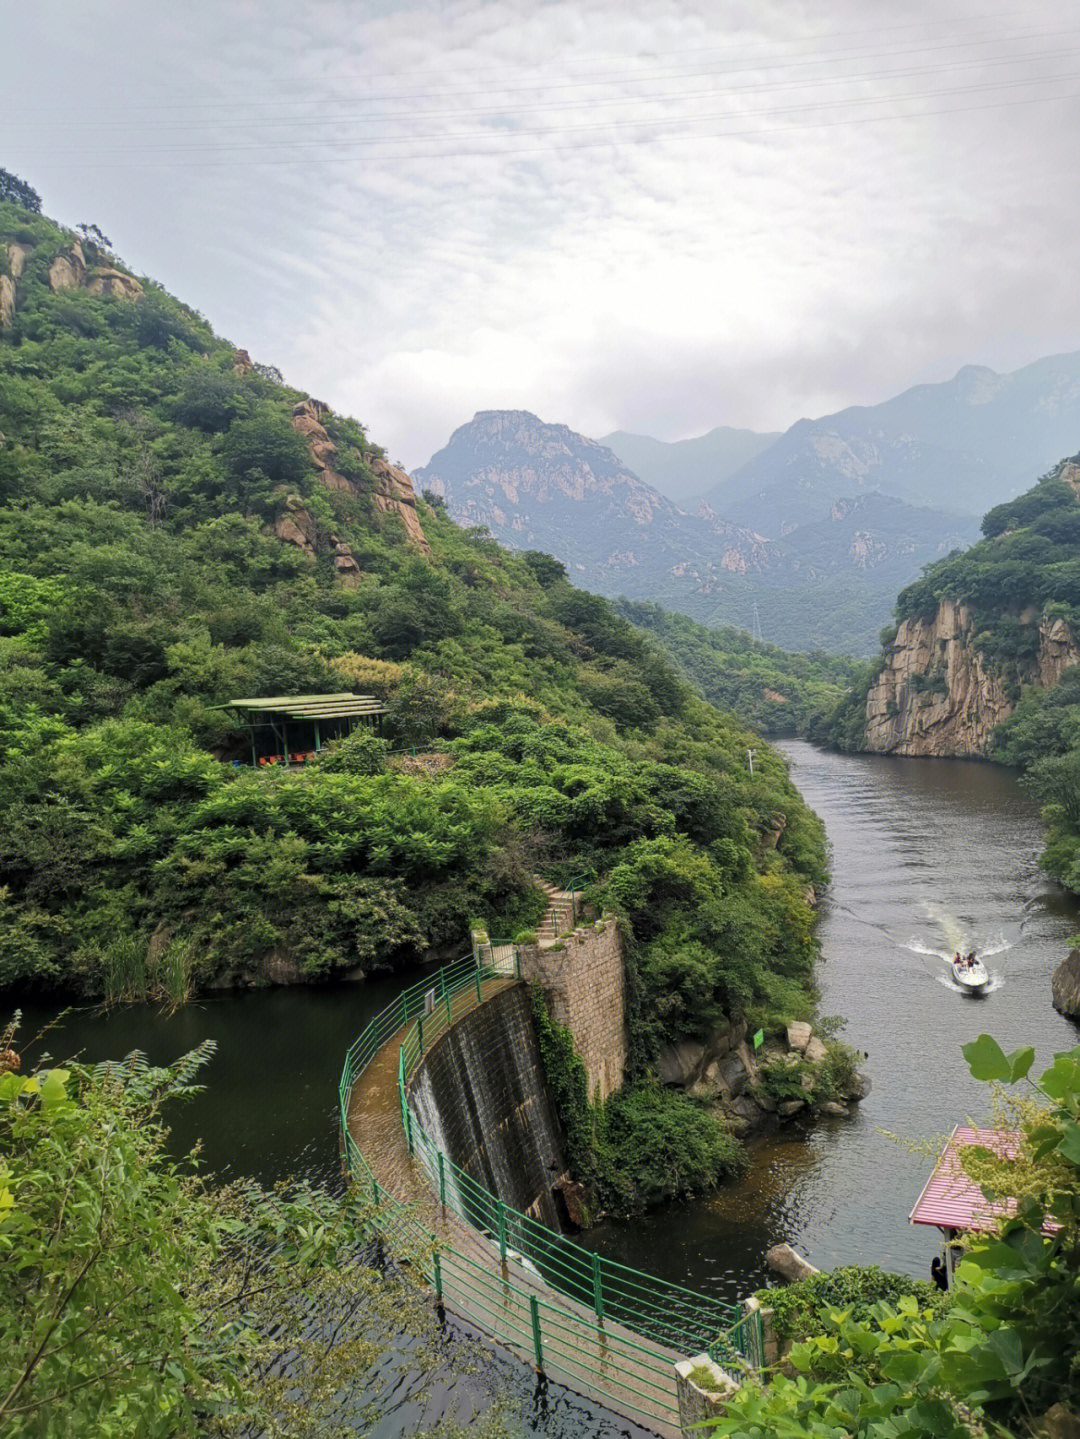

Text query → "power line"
[6,17,1072,120]
[25,67,1078,159]
[9,38,1075,137]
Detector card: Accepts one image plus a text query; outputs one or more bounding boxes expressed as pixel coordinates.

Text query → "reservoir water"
[581,741,1080,1295]
[14,744,1080,1427]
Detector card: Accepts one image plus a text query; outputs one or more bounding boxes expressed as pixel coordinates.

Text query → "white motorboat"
[952,955,989,991]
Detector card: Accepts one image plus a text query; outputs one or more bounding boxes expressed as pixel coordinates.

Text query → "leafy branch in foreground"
[0,1029,457,1439]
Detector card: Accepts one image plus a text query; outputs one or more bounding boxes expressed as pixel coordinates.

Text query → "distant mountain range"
[415,353,1080,654]
[598,426,779,505]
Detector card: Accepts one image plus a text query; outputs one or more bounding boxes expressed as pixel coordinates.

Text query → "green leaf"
[962,1034,1012,1082]
[1006,1045,1035,1083]
[1058,1121,1080,1166]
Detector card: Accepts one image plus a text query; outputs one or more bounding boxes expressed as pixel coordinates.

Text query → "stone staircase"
[535,880,583,947]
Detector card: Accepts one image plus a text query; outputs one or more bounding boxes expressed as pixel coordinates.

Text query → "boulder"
[657,1039,705,1087]
[717,1050,748,1098]
[799,1070,815,1092]
[805,1035,828,1064]
[728,1094,763,1124]
[818,1100,849,1116]
[751,1086,777,1113]
[847,1073,872,1102]
[778,1099,805,1117]
[787,1021,811,1052]
[1036,1404,1080,1439]
[1052,950,1080,1017]
[765,1243,819,1284]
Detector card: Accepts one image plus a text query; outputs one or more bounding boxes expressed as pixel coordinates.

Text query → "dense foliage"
[614,600,859,739]
[0,1032,468,1439]
[711,1032,1080,1437]
[531,984,745,1214]
[757,1265,944,1342]
[0,196,825,1043]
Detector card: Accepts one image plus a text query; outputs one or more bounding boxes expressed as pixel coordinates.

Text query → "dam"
[340,939,761,1437]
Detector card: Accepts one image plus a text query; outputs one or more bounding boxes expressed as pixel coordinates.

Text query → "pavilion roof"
[222,693,387,720]
[909,1125,1056,1234]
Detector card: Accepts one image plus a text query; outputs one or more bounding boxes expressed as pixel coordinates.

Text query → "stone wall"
[518,916,627,1103]
[407,982,566,1228]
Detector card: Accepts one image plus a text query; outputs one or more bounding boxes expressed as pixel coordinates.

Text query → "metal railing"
[338,950,762,1432]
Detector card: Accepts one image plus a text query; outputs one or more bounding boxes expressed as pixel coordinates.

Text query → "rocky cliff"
[865,598,1080,755]
[275,398,428,574]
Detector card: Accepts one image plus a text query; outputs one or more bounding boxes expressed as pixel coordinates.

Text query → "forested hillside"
[615,599,859,740]
[0,187,826,1059]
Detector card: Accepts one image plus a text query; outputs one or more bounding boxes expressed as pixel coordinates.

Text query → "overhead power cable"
[9,39,1076,136]
[26,66,1079,159]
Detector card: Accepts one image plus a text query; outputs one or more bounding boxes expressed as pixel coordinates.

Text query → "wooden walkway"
[345,978,683,1437]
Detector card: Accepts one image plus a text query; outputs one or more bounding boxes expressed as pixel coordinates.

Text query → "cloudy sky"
[4,1,1079,466]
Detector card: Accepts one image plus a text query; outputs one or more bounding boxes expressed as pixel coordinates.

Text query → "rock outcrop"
[1,241,34,330]
[865,598,1080,756]
[765,1242,819,1283]
[290,399,429,555]
[86,267,142,301]
[1052,949,1080,1017]
[49,239,86,292]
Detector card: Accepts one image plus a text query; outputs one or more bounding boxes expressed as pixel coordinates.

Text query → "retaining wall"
[519,915,627,1103]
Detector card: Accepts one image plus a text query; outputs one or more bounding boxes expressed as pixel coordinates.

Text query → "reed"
[102,936,148,1004]
[153,937,194,1011]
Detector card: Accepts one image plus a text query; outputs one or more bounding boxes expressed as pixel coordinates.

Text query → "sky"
[3,0,1080,468]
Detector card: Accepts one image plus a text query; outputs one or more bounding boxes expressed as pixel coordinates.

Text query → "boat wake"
[903,909,1010,994]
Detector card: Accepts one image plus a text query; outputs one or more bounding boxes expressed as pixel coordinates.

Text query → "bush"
[314,728,385,775]
[759,1264,945,1341]
[599,1082,747,1210]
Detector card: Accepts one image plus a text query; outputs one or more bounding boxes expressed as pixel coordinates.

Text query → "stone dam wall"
[519,915,627,1103]
[407,982,567,1229]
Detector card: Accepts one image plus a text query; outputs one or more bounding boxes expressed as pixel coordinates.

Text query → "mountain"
[600,425,779,505]
[0,187,824,1058]
[704,353,1080,535]
[416,410,978,654]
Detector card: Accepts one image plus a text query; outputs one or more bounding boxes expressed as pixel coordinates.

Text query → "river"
[581,741,1080,1296]
[14,744,1080,1427]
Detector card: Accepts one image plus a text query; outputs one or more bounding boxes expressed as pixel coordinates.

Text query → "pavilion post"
[314,718,321,752]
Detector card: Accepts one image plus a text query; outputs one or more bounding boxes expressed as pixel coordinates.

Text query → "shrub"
[759,1264,946,1341]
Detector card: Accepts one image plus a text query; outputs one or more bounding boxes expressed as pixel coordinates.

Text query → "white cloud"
[4,0,1079,466]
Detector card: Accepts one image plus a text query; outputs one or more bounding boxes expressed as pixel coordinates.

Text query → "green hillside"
[614,599,859,739]
[0,186,825,1065]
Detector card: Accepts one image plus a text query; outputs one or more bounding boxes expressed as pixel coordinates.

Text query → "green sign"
[753,1029,764,1050]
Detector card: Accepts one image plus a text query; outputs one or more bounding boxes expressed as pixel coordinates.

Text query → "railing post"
[405,1106,414,1155]
[438,1150,447,1209]
[530,1295,544,1372]
[401,994,408,1027]
[475,966,483,1003]
[515,947,521,980]
[418,1014,424,1054]
[591,1251,604,1322]
[443,970,452,1026]
[497,1199,507,1262]
[433,1249,443,1302]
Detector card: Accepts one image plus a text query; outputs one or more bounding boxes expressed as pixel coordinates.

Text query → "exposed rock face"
[0,275,14,331]
[232,348,254,376]
[1,242,34,331]
[865,597,1080,756]
[7,242,32,280]
[274,496,317,556]
[290,399,429,555]
[86,267,143,301]
[49,239,86,291]
[1052,949,1080,1017]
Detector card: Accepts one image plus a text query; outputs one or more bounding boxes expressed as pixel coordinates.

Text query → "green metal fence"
[338,949,762,1432]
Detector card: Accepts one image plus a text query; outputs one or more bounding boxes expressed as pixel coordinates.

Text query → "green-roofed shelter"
[220,693,386,767]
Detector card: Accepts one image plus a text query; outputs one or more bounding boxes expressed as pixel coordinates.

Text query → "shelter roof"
[223,693,387,720]
[910,1125,1055,1234]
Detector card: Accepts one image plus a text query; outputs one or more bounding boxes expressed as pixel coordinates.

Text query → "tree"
[0,169,41,213]
[0,1030,452,1437]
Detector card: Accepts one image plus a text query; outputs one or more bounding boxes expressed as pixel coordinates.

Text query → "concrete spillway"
[408,984,567,1230]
